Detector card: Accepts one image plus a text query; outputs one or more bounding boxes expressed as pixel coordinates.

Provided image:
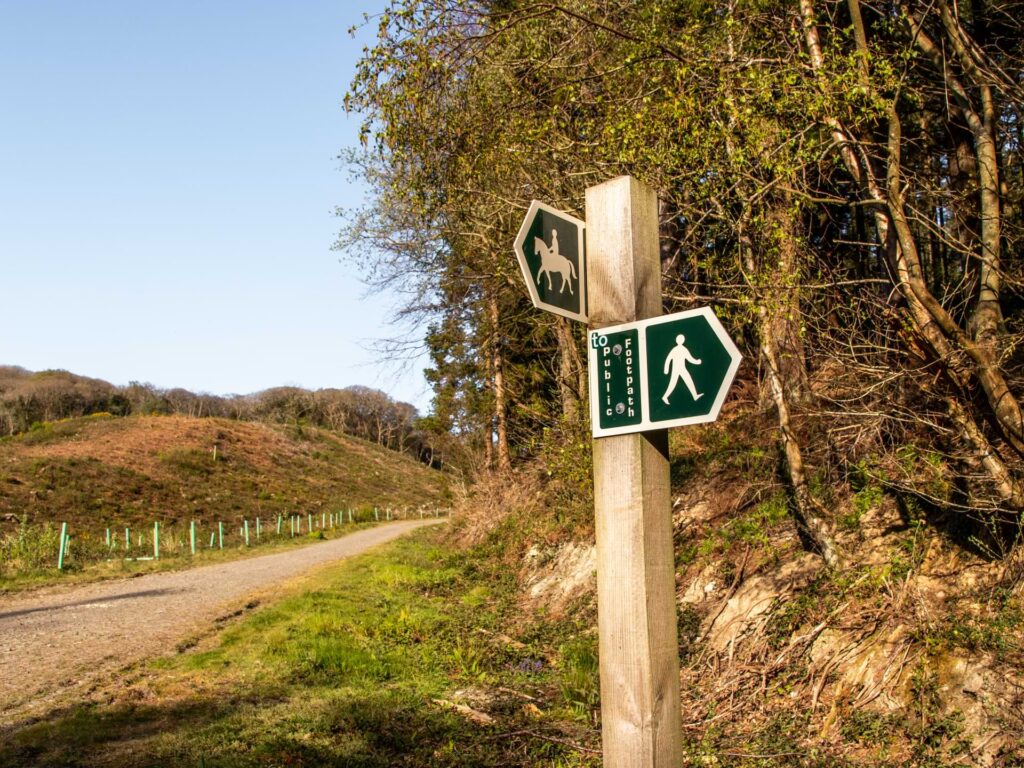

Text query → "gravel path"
[0,519,443,723]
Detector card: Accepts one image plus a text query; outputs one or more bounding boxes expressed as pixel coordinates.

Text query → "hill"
[0,414,449,534]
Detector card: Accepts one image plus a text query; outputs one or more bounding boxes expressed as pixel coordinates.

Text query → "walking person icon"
[662,334,702,404]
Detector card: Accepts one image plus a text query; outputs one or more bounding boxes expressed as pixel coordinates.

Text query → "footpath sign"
[588,306,741,437]
[513,178,743,766]
[513,200,587,322]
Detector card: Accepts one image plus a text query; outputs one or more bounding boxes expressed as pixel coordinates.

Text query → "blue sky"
[0,1,432,411]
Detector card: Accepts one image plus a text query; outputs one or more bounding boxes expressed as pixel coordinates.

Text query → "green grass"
[1,529,601,767]
[0,518,386,594]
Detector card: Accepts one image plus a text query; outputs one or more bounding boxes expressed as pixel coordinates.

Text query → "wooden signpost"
[516,175,741,766]
[586,176,682,766]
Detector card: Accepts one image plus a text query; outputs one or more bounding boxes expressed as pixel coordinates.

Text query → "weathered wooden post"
[586,175,682,767]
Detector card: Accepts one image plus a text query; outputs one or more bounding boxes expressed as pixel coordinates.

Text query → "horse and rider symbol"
[533,229,577,296]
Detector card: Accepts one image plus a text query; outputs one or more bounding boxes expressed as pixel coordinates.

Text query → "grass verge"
[1,527,601,767]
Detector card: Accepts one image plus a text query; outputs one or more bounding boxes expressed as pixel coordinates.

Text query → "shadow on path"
[0,589,180,621]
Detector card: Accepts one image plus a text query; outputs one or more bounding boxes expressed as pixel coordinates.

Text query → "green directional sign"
[588,307,741,437]
[514,200,587,322]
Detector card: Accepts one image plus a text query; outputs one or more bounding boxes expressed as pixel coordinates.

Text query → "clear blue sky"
[0,1,432,411]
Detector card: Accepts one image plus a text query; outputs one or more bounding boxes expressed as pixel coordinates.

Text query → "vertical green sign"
[591,328,642,431]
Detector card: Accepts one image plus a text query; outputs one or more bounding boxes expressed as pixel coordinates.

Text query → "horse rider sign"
[513,200,587,322]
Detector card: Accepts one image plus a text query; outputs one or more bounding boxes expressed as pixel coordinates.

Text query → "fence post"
[57,522,68,571]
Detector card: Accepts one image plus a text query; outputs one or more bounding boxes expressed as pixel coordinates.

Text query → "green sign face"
[514,201,587,322]
[588,308,741,438]
[591,327,643,432]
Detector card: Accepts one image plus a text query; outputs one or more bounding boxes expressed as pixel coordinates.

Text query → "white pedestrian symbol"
[534,228,576,295]
[662,334,702,404]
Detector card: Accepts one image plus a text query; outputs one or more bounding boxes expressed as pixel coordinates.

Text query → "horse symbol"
[534,229,576,295]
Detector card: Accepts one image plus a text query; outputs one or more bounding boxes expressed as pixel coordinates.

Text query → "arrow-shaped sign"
[513,200,587,322]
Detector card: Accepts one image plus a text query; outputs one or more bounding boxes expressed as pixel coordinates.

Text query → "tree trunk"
[764,201,811,406]
[488,293,511,471]
[740,208,838,566]
[763,318,839,567]
[553,317,581,422]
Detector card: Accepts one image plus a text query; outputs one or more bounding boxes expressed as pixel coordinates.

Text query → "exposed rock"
[522,541,596,617]
[703,554,820,653]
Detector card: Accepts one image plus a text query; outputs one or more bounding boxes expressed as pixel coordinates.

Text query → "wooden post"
[586,175,682,767]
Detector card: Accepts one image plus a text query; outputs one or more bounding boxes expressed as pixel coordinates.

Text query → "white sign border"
[513,200,588,323]
[588,307,741,438]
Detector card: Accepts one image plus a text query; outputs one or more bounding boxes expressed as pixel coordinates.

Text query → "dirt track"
[0,520,443,723]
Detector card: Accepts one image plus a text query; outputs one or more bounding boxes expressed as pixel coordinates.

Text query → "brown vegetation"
[0,414,449,535]
[0,366,448,468]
